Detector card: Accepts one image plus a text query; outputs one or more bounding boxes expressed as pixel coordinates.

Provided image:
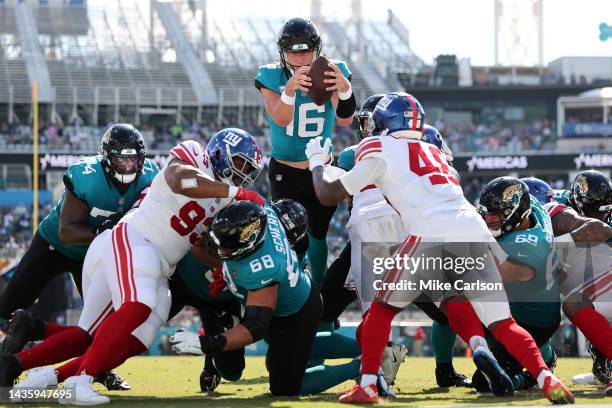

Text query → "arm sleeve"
[339,157,386,196]
[254,66,281,93]
[62,165,87,202]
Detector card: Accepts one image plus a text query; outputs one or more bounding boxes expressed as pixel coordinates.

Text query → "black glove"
[199,334,227,354]
[94,212,123,236]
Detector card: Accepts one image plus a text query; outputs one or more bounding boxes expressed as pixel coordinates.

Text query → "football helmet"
[420,124,454,164]
[271,199,309,254]
[521,177,554,205]
[100,123,146,184]
[277,18,321,74]
[357,94,385,140]
[372,92,425,135]
[478,177,532,237]
[569,170,612,219]
[209,201,268,260]
[207,128,263,187]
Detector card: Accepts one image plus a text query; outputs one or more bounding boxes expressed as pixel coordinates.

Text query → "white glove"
[305,137,332,171]
[168,329,203,355]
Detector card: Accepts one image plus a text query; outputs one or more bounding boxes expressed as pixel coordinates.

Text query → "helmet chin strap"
[113,172,137,184]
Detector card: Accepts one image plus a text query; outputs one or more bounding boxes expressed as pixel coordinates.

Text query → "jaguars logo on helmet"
[569,170,612,217]
[478,177,532,237]
[210,201,268,260]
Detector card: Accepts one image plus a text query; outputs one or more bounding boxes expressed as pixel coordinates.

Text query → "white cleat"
[572,372,600,385]
[15,367,58,389]
[59,375,109,406]
[380,343,407,385]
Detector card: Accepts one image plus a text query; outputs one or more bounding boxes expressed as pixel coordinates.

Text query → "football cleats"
[420,124,454,164]
[372,92,425,135]
[277,18,321,74]
[478,177,532,237]
[206,128,263,187]
[569,170,612,219]
[100,123,146,184]
[521,177,554,205]
[210,201,268,260]
[357,94,385,139]
[271,199,309,254]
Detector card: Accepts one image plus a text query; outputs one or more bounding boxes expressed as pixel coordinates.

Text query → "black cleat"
[435,363,472,388]
[589,344,611,385]
[472,349,514,396]
[1,309,42,354]
[95,371,131,391]
[200,354,221,392]
[0,354,22,387]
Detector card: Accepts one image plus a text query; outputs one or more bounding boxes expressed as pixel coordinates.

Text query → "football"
[307,55,333,106]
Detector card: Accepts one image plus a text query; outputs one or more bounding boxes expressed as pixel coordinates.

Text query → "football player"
[539,171,612,396]
[306,92,574,404]
[475,177,562,391]
[0,129,265,405]
[255,17,356,287]
[0,123,157,390]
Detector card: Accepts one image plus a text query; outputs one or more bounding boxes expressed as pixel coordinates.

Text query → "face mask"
[113,172,137,184]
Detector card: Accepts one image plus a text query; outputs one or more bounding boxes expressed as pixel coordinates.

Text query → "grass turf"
[23,356,610,407]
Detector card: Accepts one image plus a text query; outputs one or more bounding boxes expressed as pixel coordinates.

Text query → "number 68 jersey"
[122,141,232,270]
[340,134,489,239]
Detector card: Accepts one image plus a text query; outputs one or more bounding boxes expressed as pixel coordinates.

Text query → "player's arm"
[497,258,535,283]
[164,160,262,203]
[191,236,221,269]
[58,189,97,245]
[326,63,355,127]
[199,284,278,352]
[551,208,612,243]
[259,66,311,127]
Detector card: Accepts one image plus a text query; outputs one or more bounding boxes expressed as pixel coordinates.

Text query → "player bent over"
[0,123,158,390]
[306,92,574,404]
[0,130,265,405]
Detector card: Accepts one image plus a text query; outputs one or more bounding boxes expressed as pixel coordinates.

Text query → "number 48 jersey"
[122,141,232,269]
[341,135,481,237]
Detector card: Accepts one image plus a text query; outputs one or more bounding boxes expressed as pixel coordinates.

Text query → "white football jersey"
[350,134,486,238]
[122,141,231,267]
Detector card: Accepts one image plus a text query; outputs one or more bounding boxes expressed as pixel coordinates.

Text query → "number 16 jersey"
[123,141,231,270]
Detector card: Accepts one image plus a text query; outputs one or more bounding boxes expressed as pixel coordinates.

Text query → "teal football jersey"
[222,205,311,316]
[498,196,561,326]
[175,252,233,302]
[255,60,351,162]
[338,145,357,171]
[38,155,159,261]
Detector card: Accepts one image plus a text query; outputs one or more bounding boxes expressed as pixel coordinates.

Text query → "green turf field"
[46,356,607,407]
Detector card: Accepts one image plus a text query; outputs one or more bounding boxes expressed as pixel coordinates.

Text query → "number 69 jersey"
[221,205,311,316]
[122,141,232,270]
[341,135,486,238]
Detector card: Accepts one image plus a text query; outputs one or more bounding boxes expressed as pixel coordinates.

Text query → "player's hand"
[234,187,265,206]
[209,265,227,297]
[305,137,332,171]
[169,329,203,355]
[94,213,123,236]
[285,65,311,95]
[324,63,350,93]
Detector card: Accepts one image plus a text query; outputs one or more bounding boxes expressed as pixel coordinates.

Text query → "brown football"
[307,55,333,106]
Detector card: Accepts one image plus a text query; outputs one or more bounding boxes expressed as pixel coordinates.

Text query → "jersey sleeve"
[543,201,568,219]
[142,158,160,179]
[62,160,95,203]
[254,64,282,93]
[339,156,387,196]
[337,146,357,171]
[332,59,352,81]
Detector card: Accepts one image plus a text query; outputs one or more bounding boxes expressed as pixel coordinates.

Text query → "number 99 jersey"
[347,135,474,237]
[122,141,232,269]
[221,205,311,316]
[255,60,351,162]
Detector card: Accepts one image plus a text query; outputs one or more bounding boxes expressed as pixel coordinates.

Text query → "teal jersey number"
[38,156,159,261]
[498,196,561,326]
[255,60,351,162]
[222,205,311,316]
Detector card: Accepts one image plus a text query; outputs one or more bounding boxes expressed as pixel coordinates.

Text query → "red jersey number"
[408,143,458,186]
[170,201,213,244]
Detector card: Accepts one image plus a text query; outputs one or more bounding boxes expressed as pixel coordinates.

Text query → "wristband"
[281,90,296,106]
[199,334,227,354]
[338,83,353,100]
[227,185,238,199]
